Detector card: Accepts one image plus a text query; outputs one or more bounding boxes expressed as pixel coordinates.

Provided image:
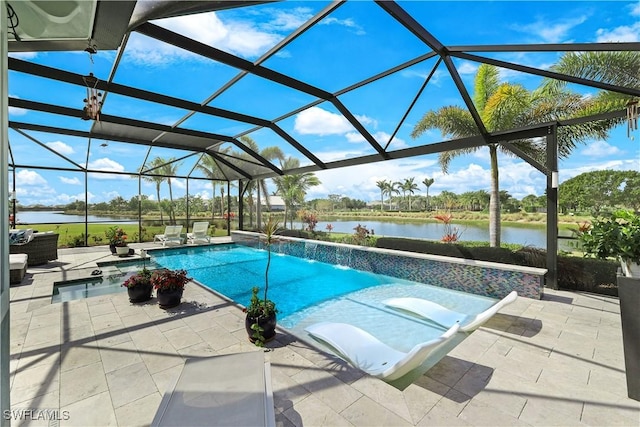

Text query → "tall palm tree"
[402,177,419,210]
[422,177,434,211]
[238,136,285,225]
[375,180,388,212]
[158,158,181,224]
[411,63,617,246]
[143,157,167,224]
[273,157,320,228]
[196,146,233,219]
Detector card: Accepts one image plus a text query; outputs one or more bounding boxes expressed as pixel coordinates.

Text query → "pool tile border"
[231,231,546,299]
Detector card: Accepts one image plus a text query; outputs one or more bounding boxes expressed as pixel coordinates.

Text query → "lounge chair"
[187,221,210,244]
[383,290,518,333]
[305,321,460,381]
[154,225,183,246]
[151,351,275,427]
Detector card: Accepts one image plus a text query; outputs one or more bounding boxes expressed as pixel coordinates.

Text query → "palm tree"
[402,177,419,210]
[158,158,181,224]
[273,157,320,228]
[196,146,233,219]
[238,136,285,226]
[422,177,434,211]
[143,157,167,224]
[375,180,388,212]
[411,63,616,246]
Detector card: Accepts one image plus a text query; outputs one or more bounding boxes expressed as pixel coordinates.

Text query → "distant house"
[262,195,285,212]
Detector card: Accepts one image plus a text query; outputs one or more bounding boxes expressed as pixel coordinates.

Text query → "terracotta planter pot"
[157,287,183,309]
[245,313,277,343]
[126,283,153,303]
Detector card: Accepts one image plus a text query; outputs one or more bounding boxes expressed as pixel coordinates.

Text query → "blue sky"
[7,0,640,207]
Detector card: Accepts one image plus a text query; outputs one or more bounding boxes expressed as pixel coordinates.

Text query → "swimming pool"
[151,244,497,328]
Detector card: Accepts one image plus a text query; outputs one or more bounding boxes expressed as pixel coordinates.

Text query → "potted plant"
[244,216,280,346]
[105,226,129,256]
[122,267,153,303]
[580,210,640,277]
[151,268,190,309]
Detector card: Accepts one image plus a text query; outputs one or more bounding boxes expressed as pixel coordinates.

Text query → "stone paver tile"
[416,403,472,426]
[88,301,117,317]
[23,325,61,349]
[11,361,60,404]
[94,326,133,348]
[60,344,101,372]
[28,313,60,330]
[458,398,533,426]
[591,347,626,371]
[99,340,143,373]
[588,366,631,397]
[196,324,242,351]
[342,395,413,426]
[426,356,474,388]
[283,394,353,427]
[60,361,108,406]
[271,366,312,413]
[11,389,60,411]
[138,340,184,374]
[16,349,60,373]
[177,341,217,358]
[128,325,169,349]
[581,392,640,426]
[214,312,245,333]
[120,312,154,330]
[351,376,422,424]
[184,311,225,332]
[62,390,117,426]
[161,325,203,350]
[266,344,316,378]
[154,316,186,332]
[429,388,472,420]
[452,363,493,397]
[291,365,362,413]
[114,392,162,427]
[61,324,95,344]
[518,397,588,426]
[91,312,125,332]
[275,411,297,427]
[105,361,158,409]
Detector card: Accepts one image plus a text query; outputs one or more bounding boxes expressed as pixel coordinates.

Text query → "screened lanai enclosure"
[1,0,640,420]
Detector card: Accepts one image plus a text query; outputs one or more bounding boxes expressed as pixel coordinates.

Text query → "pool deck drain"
[8,239,640,426]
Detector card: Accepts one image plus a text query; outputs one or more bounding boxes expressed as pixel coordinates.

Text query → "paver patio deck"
[8,239,640,426]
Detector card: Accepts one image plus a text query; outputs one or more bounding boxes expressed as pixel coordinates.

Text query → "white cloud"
[261,7,314,31]
[59,176,81,185]
[580,140,622,157]
[16,170,47,186]
[320,17,365,35]
[345,131,407,149]
[456,62,477,75]
[8,94,27,116]
[46,141,75,155]
[88,158,125,172]
[294,107,354,135]
[511,15,588,43]
[596,22,640,42]
[632,2,640,16]
[559,159,640,183]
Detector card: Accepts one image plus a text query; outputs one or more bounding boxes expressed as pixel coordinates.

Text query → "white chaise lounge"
[151,351,275,427]
[305,321,460,381]
[187,221,210,244]
[154,225,183,247]
[383,290,518,333]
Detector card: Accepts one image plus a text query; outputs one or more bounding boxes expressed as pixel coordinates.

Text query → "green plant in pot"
[244,216,280,346]
[151,268,190,309]
[106,226,129,255]
[122,267,153,303]
[579,210,640,277]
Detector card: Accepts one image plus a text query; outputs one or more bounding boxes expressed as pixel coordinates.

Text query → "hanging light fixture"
[627,100,638,140]
[82,42,103,121]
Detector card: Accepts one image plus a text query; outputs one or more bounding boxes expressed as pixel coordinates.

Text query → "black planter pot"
[245,313,277,343]
[127,283,153,303]
[156,287,183,309]
[618,276,640,401]
[109,244,116,254]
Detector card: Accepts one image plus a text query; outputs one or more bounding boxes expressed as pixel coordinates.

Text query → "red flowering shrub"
[151,269,191,292]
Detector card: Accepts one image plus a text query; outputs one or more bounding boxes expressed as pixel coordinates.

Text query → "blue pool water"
[151,244,497,329]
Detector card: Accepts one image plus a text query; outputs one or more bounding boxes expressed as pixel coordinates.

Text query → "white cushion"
[10,254,28,270]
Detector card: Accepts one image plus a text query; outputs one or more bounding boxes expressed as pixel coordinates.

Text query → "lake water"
[14,211,137,224]
[16,211,570,250]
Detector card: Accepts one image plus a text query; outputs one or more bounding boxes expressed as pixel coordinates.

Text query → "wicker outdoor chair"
[10,232,59,266]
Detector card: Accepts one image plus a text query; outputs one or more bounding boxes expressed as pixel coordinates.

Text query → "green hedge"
[375,237,619,296]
